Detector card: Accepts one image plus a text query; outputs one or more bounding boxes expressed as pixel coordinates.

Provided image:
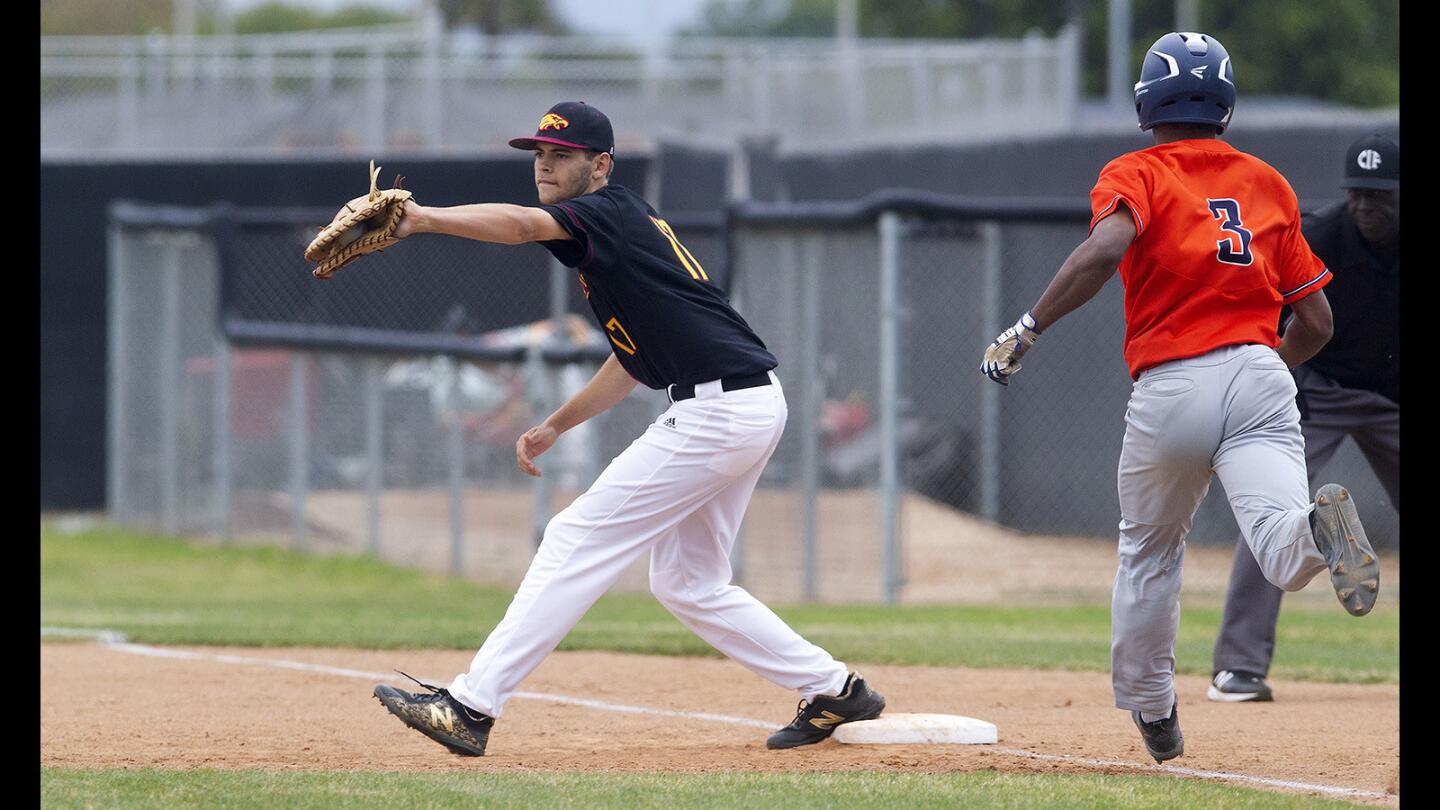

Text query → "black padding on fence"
[42,155,654,509]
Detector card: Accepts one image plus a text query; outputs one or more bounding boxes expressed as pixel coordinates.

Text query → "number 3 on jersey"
[1206,198,1253,266]
[650,216,709,281]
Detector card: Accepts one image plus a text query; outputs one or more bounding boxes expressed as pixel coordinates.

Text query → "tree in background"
[685,0,1399,109]
[40,0,409,35]
[231,3,410,34]
[41,0,172,35]
[41,0,569,36]
[436,0,568,34]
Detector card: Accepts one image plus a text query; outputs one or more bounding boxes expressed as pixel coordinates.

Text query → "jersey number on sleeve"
[1206,199,1254,267]
[650,216,710,281]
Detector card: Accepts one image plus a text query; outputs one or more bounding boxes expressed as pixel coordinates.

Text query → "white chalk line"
[41,628,1388,800]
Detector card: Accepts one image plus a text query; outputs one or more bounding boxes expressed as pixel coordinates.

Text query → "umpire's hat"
[1342,134,1399,190]
[509,102,615,155]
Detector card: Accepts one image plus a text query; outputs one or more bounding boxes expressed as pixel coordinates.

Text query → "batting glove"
[980,311,1041,386]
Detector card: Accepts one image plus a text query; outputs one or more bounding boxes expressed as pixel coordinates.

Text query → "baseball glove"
[305,160,413,279]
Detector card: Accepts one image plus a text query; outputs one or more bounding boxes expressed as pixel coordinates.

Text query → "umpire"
[1209,134,1400,702]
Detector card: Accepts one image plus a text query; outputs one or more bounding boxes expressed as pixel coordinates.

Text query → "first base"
[832,713,997,745]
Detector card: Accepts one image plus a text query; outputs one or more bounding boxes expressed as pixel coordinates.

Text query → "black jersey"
[538,185,778,389]
[1296,201,1399,404]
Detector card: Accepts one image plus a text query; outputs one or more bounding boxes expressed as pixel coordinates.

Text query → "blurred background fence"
[43,23,1079,157]
[106,193,1399,604]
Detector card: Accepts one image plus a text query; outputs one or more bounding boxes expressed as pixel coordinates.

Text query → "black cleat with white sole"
[1207,670,1273,703]
[766,672,886,749]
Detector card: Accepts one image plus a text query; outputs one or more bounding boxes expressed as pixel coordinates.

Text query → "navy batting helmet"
[1134,32,1235,133]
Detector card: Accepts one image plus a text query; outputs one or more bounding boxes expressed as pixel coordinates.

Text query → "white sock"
[1140,710,1169,723]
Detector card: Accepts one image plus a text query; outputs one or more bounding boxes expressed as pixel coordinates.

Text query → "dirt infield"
[41,642,1398,803]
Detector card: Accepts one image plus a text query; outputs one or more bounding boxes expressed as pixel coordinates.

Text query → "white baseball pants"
[448,372,851,717]
[1111,344,1329,716]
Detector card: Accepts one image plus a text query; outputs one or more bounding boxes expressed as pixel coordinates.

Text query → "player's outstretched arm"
[1276,289,1334,369]
[516,355,639,477]
[980,209,1134,385]
[1029,209,1135,332]
[394,200,571,245]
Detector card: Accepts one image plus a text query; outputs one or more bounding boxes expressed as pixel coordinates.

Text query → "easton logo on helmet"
[539,113,570,131]
[1133,31,1236,134]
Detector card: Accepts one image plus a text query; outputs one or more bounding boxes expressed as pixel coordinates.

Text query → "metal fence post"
[531,258,568,547]
[1057,23,1082,129]
[213,334,232,543]
[448,357,465,575]
[107,221,129,522]
[420,9,443,149]
[255,45,275,115]
[1108,0,1133,113]
[160,240,182,536]
[798,233,821,602]
[365,44,387,151]
[118,47,140,152]
[878,211,903,604]
[980,221,1003,523]
[365,356,383,556]
[289,351,310,550]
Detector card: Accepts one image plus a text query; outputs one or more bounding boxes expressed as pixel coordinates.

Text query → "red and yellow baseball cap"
[508,101,615,155]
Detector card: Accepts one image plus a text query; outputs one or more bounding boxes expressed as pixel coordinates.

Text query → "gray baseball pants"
[1211,365,1400,677]
[1113,344,1328,715]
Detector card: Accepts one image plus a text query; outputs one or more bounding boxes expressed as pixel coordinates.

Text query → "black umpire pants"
[1211,365,1399,677]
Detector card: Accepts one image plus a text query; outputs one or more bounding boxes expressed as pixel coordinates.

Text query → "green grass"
[40,526,1398,683]
[38,769,1369,809]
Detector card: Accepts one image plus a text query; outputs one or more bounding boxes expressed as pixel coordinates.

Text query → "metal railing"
[45,25,1080,157]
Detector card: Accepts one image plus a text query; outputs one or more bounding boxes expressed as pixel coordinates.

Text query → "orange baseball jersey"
[1089,139,1331,378]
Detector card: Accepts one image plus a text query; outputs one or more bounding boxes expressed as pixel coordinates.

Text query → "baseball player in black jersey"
[371,102,885,756]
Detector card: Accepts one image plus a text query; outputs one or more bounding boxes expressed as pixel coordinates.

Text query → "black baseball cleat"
[1132,703,1184,764]
[373,672,494,757]
[1207,670,1274,703]
[1310,484,1380,617]
[766,672,886,749]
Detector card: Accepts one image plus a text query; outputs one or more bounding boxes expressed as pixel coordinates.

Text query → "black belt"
[668,371,772,402]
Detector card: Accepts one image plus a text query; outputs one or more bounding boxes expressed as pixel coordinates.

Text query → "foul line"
[41,628,1388,800]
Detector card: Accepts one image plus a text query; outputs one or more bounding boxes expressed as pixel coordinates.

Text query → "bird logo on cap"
[539,113,570,131]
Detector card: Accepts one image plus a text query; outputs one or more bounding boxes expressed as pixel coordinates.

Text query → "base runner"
[977,33,1379,763]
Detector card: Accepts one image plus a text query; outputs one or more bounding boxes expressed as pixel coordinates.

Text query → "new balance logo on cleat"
[374,672,495,757]
[663,417,676,428]
[767,673,886,749]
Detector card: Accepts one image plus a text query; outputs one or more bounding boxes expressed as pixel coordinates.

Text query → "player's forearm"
[1028,213,1132,332]
[408,203,548,245]
[542,355,639,434]
[1277,325,1330,369]
[1276,292,1334,368]
[1029,244,1122,332]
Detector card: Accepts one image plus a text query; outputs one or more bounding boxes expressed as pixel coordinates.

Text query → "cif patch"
[539,113,570,131]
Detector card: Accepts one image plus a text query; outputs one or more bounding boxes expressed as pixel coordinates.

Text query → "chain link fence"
[107,196,1399,604]
[44,24,1079,157]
